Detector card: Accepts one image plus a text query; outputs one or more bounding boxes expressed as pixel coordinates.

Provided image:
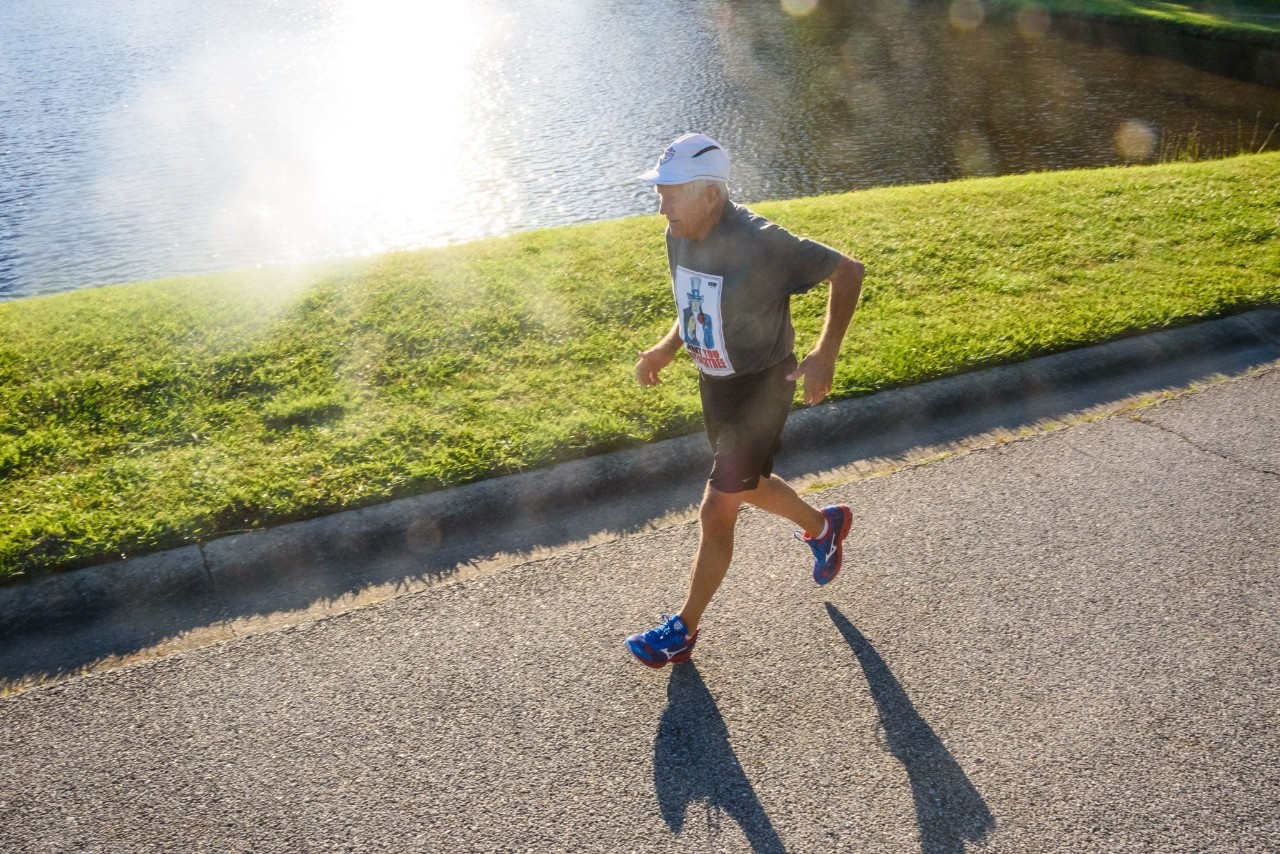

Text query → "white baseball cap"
[637,132,731,185]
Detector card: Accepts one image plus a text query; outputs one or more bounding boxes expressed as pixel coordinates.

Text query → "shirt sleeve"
[758,220,842,296]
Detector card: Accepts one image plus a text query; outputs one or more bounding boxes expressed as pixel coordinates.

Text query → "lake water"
[3,0,1279,300]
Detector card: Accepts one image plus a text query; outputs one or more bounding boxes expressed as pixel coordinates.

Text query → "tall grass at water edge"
[995,0,1280,44]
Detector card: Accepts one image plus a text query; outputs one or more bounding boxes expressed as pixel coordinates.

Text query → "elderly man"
[626,132,865,668]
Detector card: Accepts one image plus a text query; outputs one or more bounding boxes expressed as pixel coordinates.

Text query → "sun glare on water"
[306,1,515,255]
[85,0,517,279]
[292,1,514,256]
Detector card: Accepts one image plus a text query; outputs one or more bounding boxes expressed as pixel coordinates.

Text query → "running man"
[627,132,865,668]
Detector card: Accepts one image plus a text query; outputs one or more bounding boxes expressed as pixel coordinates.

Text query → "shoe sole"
[815,505,852,586]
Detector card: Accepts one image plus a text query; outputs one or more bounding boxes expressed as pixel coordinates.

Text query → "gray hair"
[687,178,729,202]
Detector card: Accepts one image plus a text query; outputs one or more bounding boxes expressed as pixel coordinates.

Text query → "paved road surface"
[2,366,1277,852]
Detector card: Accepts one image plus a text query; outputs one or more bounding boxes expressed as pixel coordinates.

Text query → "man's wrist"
[810,342,841,363]
[648,341,681,360]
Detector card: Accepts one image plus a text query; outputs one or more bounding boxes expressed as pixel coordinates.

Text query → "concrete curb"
[2,308,1278,643]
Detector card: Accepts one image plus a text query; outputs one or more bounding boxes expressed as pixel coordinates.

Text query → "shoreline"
[1042,8,1280,84]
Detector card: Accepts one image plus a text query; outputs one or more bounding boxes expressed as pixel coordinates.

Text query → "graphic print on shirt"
[674,265,733,376]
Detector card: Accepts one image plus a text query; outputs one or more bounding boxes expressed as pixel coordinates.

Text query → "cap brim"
[636,169,709,186]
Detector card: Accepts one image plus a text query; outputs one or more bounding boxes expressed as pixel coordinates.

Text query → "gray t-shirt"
[666,201,841,377]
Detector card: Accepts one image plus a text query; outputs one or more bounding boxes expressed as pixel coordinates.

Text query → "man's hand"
[787,351,837,405]
[637,321,684,386]
[636,347,675,386]
[790,254,863,405]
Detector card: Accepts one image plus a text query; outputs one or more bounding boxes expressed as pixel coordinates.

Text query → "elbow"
[840,255,865,284]
[834,255,864,299]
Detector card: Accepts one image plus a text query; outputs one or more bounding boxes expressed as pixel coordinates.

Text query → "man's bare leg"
[678,475,829,634]
[678,483,743,634]
[742,474,826,536]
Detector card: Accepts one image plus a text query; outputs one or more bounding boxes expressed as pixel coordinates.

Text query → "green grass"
[997,0,1280,43]
[2,153,1279,582]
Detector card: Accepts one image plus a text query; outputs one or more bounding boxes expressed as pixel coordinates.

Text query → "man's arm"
[787,254,864,405]
[636,320,684,386]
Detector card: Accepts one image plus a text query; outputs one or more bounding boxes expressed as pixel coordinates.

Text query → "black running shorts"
[698,354,797,494]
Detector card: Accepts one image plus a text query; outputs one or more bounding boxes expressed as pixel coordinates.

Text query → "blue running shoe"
[627,613,698,669]
[796,504,852,585]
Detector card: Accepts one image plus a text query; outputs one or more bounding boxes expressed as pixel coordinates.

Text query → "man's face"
[656,182,720,242]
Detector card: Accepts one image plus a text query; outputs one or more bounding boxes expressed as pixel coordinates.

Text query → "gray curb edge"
[2,308,1278,639]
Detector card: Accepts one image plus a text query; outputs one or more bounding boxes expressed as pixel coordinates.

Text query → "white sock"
[812,519,829,540]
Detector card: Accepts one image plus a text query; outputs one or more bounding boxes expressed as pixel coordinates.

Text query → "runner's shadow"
[654,661,785,854]
[826,603,995,854]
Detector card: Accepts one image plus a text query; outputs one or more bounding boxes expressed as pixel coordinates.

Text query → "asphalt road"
[2,366,1277,853]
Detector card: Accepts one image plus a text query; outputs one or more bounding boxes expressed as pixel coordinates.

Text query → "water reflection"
[2,0,1278,298]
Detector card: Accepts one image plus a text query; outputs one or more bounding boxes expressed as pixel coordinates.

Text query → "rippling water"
[3,0,1279,299]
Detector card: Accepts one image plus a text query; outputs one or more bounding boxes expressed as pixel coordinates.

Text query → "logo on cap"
[638,133,730,186]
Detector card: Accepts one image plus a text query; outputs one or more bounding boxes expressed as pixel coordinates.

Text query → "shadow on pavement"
[654,661,785,853]
[826,603,995,854]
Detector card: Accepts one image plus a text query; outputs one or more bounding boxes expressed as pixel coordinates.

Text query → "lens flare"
[1114,120,1158,161]
[955,129,997,177]
[949,0,985,31]
[781,0,820,16]
[1015,4,1052,40]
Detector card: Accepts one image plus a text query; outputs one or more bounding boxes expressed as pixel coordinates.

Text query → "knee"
[700,486,741,532]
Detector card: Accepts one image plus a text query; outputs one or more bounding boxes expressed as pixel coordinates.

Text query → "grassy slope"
[2,153,1278,581]
[999,0,1280,43]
